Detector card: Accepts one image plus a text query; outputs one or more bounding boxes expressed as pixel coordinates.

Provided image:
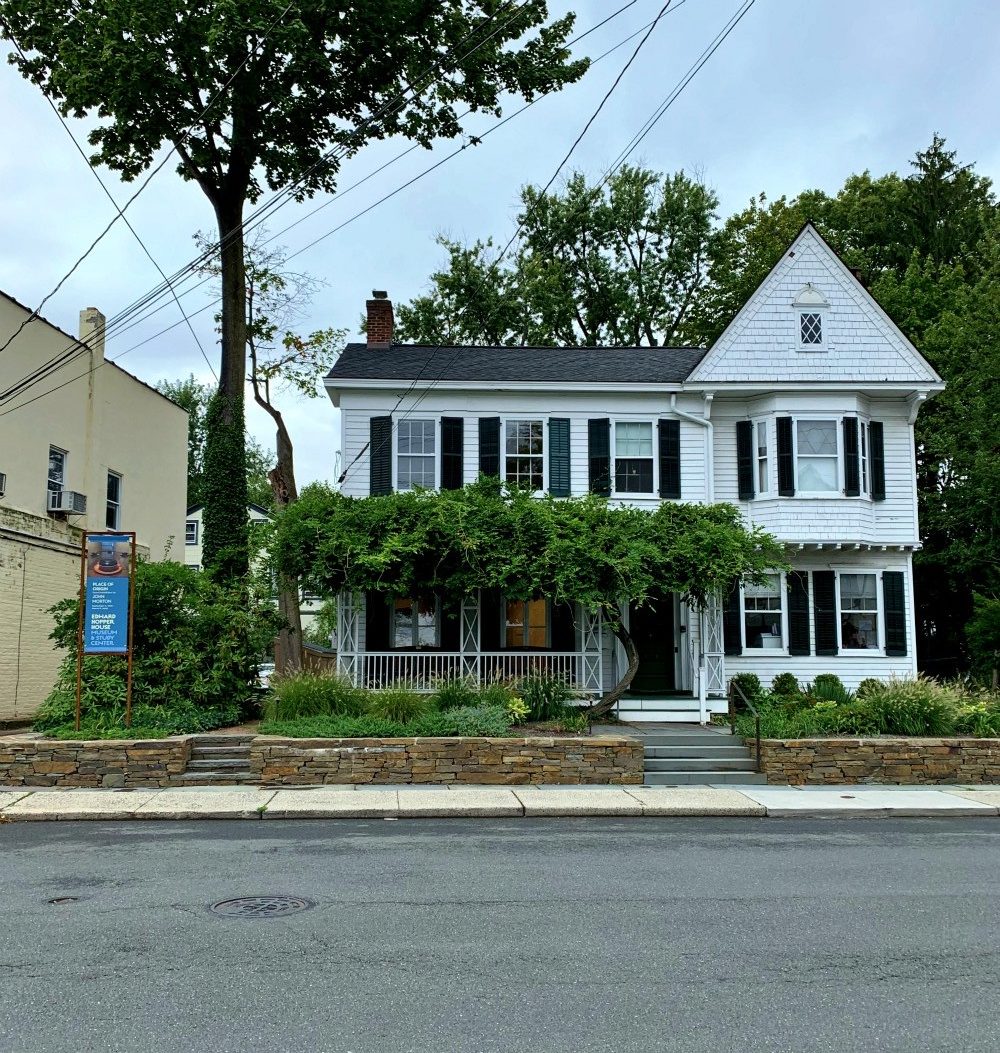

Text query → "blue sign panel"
[83,534,131,654]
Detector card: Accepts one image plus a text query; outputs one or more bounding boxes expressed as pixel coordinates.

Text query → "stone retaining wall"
[0,736,192,788]
[755,737,1000,785]
[250,735,644,785]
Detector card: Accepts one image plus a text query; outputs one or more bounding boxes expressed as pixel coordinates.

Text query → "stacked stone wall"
[0,736,192,787]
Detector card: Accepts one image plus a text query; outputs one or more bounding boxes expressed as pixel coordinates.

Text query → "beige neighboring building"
[0,293,188,723]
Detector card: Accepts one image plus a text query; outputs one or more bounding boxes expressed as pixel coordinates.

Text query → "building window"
[614,422,654,493]
[800,311,823,345]
[106,471,122,530]
[190,564,201,573]
[393,596,438,648]
[743,574,783,649]
[860,421,869,495]
[396,420,436,490]
[839,573,879,650]
[48,447,66,500]
[795,419,839,492]
[756,421,769,494]
[505,598,549,648]
[185,520,199,545]
[504,420,543,490]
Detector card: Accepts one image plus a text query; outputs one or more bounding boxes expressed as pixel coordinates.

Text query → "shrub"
[519,673,574,722]
[730,673,763,708]
[812,673,845,693]
[364,687,434,724]
[259,704,513,739]
[432,676,479,711]
[862,676,959,736]
[506,695,530,723]
[806,678,855,706]
[259,715,407,738]
[771,673,800,697]
[263,672,364,722]
[856,678,886,701]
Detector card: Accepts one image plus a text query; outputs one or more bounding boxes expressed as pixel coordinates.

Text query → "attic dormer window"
[792,283,829,352]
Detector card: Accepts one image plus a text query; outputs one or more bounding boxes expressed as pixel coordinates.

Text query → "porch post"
[336,591,362,687]
[460,591,481,681]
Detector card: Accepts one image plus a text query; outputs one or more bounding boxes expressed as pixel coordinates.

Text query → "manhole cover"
[209,896,313,918]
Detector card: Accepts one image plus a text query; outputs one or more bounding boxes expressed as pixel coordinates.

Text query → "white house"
[323,225,943,721]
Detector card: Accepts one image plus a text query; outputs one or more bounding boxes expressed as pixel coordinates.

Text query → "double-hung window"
[397,420,436,490]
[743,574,783,649]
[393,596,438,648]
[505,598,549,648]
[839,573,879,650]
[756,421,769,494]
[614,422,654,493]
[185,520,199,545]
[859,421,869,495]
[795,419,839,492]
[504,420,543,490]
[106,471,122,530]
[47,447,66,503]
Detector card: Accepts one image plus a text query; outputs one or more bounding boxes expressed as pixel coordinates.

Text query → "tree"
[274,478,785,715]
[396,166,719,346]
[2,1,587,578]
[155,375,275,511]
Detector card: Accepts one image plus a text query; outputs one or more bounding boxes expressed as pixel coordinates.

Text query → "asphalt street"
[2,817,999,1053]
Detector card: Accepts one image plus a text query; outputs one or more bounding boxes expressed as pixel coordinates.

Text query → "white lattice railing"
[360,651,588,692]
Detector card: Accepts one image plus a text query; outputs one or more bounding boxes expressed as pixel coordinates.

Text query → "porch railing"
[359,651,587,692]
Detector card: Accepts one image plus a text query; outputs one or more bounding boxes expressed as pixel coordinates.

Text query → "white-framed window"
[106,471,122,530]
[505,598,550,648]
[795,419,839,493]
[860,421,869,495]
[504,419,544,491]
[756,421,769,494]
[396,420,436,490]
[742,573,784,650]
[185,520,199,545]
[48,446,66,499]
[393,596,438,648]
[799,311,823,347]
[613,421,654,494]
[838,572,880,650]
[190,563,202,573]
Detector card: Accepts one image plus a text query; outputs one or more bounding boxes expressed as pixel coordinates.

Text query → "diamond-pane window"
[800,312,823,345]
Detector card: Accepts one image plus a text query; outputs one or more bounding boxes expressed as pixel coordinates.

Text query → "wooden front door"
[629,597,675,695]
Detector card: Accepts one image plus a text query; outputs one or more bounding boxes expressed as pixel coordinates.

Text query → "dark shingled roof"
[327,342,709,385]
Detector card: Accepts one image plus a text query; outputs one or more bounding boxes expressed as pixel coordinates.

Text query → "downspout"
[671,392,715,722]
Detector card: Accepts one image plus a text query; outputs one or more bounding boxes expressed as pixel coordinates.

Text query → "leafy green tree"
[396,166,719,346]
[2,1,587,578]
[274,478,785,715]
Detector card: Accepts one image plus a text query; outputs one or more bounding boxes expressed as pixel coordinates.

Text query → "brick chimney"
[366,290,393,348]
[79,306,106,361]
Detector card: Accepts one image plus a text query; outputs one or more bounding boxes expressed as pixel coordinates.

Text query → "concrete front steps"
[176,734,255,785]
[640,729,766,786]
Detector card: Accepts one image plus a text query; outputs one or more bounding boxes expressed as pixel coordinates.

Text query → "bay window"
[795,419,838,492]
[756,421,769,494]
[839,573,879,650]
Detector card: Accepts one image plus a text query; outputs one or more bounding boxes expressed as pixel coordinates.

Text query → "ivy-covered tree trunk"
[202,392,249,580]
[587,612,640,719]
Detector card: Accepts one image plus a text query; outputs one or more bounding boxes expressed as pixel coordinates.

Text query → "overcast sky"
[2,0,998,489]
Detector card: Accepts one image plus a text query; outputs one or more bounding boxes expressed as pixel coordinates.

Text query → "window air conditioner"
[48,490,88,515]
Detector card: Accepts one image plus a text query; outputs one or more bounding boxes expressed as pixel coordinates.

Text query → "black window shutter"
[365,592,390,650]
[369,415,392,495]
[658,419,681,499]
[548,418,571,497]
[870,421,886,501]
[812,571,838,656]
[883,571,907,656]
[736,420,755,500]
[776,416,795,497]
[723,579,742,656]
[787,571,811,656]
[478,417,500,478]
[440,417,464,490]
[843,417,860,496]
[588,418,611,496]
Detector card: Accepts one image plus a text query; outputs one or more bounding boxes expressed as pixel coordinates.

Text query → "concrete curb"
[2,784,999,821]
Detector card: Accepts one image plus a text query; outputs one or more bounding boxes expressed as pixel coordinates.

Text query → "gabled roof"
[327,343,708,385]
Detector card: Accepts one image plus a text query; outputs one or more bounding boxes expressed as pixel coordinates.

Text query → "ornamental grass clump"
[263,672,365,722]
[364,687,434,724]
[861,676,959,736]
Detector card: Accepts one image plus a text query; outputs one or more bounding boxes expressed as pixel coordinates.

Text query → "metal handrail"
[728,680,762,773]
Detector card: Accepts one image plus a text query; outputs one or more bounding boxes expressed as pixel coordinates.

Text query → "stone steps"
[643,770,768,786]
[183,735,254,784]
[640,727,764,786]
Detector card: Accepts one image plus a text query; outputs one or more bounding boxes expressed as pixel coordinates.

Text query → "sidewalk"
[2,783,1000,820]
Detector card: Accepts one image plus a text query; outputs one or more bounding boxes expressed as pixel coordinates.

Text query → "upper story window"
[859,421,869,495]
[799,312,823,345]
[106,471,122,530]
[743,574,784,650]
[393,596,438,648]
[792,283,829,352]
[505,420,543,490]
[839,573,879,650]
[397,420,436,490]
[505,598,549,648]
[48,447,66,497]
[795,419,839,492]
[186,520,199,545]
[756,421,769,494]
[614,422,654,494]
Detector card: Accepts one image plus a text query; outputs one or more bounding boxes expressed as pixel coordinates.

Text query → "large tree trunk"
[201,192,250,581]
[586,611,639,719]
